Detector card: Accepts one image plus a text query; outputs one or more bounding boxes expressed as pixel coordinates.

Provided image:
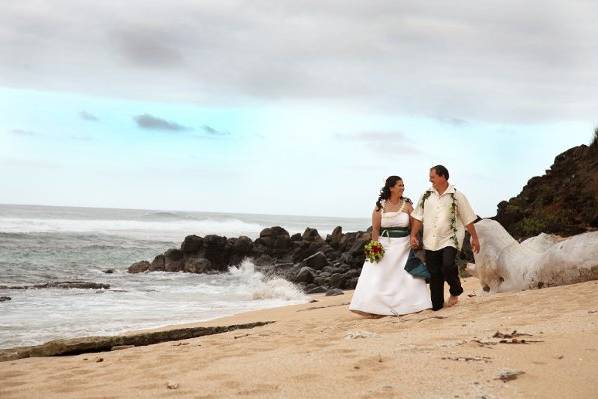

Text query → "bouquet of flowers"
[364,240,385,263]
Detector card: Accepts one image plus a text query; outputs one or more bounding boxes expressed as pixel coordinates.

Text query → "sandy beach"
[1,277,598,399]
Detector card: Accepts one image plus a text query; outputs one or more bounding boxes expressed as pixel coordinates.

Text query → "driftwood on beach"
[468,219,598,293]
[0,321,274,362]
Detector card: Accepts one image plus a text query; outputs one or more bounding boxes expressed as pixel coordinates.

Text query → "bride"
[349,176,432,316]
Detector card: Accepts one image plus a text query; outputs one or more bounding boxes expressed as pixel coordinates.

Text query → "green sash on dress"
[379,227,431,281]
[379,226,410,238]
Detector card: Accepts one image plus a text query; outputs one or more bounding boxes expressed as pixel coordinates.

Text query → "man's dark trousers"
[425,246,463,310]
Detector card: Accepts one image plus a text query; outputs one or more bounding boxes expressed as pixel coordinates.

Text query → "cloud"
[70,135,93,141]
[111,27,184,68]
[9,129,39,136]
[0,157,61,169]
[203,125,230,136]
[435,116,469,127]
[134,114,191,131]
[0,1,597,123]
[79,111,99,121]
[336,131,422,155]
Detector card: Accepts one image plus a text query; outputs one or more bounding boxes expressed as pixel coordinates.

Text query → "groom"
[410,165,480,311]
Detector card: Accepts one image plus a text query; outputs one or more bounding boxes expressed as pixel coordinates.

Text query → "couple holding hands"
[349,165,480,316]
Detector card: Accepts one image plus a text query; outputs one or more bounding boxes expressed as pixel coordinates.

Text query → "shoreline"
[2,277,598,398]
[0,297,311,359]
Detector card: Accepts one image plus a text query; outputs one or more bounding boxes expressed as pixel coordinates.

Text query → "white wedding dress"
[349,209,432,316]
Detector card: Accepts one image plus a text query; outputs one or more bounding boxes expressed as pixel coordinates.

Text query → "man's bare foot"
[446,295,459,307]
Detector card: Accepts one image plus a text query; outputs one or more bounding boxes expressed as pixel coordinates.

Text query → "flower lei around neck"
[418,188,459,248]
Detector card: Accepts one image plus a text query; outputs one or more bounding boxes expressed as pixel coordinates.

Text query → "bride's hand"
[409,236,419,249]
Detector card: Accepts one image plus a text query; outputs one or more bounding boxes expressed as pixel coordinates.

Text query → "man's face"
[429,169,445,189]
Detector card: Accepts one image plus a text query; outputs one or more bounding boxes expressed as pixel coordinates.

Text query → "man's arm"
[457,192,480,253]
[410,194,424,249]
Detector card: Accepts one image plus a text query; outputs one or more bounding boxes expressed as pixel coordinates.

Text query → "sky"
[0,1,597,218]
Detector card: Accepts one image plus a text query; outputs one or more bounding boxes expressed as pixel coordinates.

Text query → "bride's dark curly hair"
[375,176,412,211]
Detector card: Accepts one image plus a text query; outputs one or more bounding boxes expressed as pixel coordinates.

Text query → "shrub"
[518,217,547,237]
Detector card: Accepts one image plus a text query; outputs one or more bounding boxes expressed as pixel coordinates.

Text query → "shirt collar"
[429,184,456,196]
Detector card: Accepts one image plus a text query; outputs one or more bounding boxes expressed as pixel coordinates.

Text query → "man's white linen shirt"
[411,184,477,251]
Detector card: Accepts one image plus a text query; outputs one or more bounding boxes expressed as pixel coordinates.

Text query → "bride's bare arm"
[371,208,382,241]
[410,219,422,248]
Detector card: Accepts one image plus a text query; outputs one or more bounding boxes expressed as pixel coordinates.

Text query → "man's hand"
[410,236,419,249]
[470,235,480,254]
[465,223,480,254]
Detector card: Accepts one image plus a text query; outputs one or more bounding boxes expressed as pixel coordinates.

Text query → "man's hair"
[431,165,449,180]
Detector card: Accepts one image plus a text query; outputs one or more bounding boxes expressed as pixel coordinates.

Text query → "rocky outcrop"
[495,134,598,239]
[128,226,372,292]
[129,261,151,273]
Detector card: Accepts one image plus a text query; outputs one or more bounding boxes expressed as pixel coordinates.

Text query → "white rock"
[467,219,598,293]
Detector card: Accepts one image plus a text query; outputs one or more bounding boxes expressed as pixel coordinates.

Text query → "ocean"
[0,204,369,349]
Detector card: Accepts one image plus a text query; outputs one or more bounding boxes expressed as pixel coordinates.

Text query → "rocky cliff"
[495,131,598,239]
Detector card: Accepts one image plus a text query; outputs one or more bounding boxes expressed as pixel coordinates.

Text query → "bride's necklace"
[385,198,404,212]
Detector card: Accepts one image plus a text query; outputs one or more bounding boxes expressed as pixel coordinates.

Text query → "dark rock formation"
[128,261,150,273]
[326,226,343,248]
[181,235,203,253]
[495,135,598,239]
[0,297,11,302]
[295,267,316,284]
[305,286,327,294]
[302,227,323,242]
[299,251,329,270]
[183,257,212,273]
[254,227,292,258]
[149,255,165,272]
[164,249,184,272]
[128,224,373,293]
[202,235,229,271]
